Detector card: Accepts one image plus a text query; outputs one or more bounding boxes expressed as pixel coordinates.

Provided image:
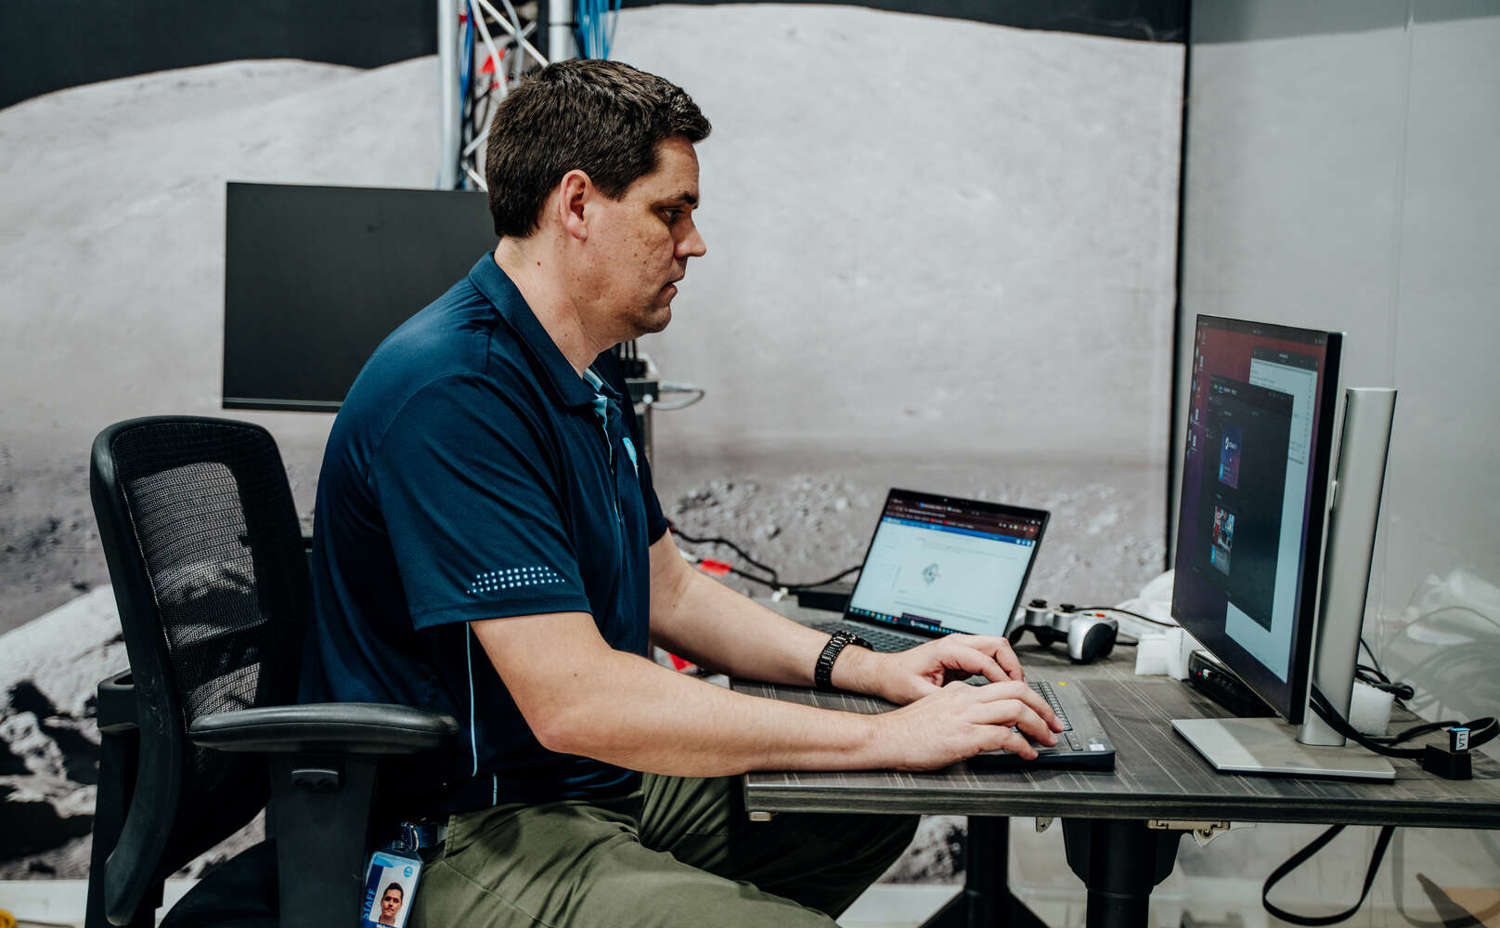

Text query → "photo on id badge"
[362,849,421,927]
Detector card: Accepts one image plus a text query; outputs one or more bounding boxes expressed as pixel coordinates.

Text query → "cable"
[669,523,861,593]
[1072,606,1177,629]
[719,562,779,590]
[671,526,782,586]
[1354,663,1414,705]
[463,0,507,182]
[1309,686,1497,771]
[473,0,548,67]
[1262,824,1395,926]
[1411,603,1500,633]
[654,383,705,410]
[787,564,861,591]
[652,389,705,412]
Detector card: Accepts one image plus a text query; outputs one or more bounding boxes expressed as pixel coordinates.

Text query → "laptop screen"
[846,489,1049,637]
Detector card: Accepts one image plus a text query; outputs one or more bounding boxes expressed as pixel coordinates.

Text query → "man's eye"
[662,209,682,223]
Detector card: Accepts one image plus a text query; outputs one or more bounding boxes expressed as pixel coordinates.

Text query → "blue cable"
[459,10,474,103]
[575,0,614,59]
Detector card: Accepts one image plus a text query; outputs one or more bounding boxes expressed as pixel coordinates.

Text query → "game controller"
[1006,599,1118,664]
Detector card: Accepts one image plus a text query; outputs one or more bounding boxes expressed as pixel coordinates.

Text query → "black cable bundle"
[1308,686,1496,780]
[668,522,860,593]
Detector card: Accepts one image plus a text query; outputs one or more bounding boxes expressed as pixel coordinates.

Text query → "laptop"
[811,488,1116,771]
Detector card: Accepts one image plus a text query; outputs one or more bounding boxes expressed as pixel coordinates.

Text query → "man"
[302,59,1061,927]
[377,883,404,926]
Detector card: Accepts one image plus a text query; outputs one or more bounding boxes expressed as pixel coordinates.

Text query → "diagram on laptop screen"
[849,516,1035,635]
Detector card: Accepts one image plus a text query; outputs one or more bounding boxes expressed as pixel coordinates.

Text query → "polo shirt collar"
[467,254,603,409]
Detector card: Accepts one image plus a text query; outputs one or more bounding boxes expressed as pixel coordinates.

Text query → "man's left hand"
[854,636,1027,705]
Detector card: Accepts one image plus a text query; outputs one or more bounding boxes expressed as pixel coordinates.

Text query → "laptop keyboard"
[811,620,927,653]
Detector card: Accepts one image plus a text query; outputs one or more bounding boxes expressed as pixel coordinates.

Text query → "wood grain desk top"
[735,606,1500,829]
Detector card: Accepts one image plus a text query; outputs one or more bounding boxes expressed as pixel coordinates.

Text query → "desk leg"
[1062,820,1181,928]
[919,817,1047,928]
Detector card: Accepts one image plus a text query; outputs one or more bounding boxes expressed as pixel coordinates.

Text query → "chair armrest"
[188,703,458,755]
[96,669,138,733]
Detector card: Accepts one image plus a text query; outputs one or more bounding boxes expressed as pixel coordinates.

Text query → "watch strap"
[815,630,871,691]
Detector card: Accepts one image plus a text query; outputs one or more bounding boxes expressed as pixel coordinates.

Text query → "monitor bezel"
[843,487,1050,638]
[1171,314,1343,725]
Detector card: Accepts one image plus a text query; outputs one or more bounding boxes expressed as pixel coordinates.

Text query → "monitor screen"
[223,183,495,411]
[847,489,1047,637]
[1172,315,1342,723]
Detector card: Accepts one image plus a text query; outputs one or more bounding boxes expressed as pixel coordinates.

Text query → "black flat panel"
[223,183,495,412]
[1,0,435,109]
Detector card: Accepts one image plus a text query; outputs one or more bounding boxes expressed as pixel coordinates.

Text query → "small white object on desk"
[1348,679,1394,737]
[1134,627,1202,680]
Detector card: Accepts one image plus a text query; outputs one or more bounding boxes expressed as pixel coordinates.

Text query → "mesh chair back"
[91,417,311,910]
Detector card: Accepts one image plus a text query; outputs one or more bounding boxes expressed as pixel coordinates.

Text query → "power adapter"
[795,581,854,613]
[1420,744,1472,780]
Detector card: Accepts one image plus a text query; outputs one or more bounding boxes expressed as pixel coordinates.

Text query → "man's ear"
[556,169,591,242]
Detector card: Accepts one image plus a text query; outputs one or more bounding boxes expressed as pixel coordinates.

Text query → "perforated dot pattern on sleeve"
[465,565,568,597]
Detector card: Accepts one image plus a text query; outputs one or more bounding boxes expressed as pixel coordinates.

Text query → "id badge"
[361,848,422,928]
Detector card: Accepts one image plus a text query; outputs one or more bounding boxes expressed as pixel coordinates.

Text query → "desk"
[734,606,1500,928]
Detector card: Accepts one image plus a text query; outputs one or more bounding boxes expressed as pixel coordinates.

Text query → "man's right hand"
[874,680,1063,771]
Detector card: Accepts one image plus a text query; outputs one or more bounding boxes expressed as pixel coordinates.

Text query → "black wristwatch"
[815,630,871,691]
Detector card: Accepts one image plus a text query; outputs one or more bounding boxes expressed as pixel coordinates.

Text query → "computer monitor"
[1169,315,1394,780]
[1173,315,1342,722]
[223,182,495,411]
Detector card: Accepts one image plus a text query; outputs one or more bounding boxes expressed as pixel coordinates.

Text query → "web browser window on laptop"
[845,490,1048,638]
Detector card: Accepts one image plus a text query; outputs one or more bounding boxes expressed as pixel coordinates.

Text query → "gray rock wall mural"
[0,5,1183,879]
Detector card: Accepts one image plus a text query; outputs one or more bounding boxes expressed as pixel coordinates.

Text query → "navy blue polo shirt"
[300,254,669,813]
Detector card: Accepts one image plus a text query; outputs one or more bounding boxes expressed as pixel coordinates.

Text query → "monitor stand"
[1172,717,1394,781]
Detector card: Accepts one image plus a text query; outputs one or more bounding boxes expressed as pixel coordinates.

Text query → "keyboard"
[970,679,1116,771]
[810,622,1116,771]
[811,620,927,653]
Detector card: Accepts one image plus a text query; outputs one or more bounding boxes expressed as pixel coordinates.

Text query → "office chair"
[85,416,457,928]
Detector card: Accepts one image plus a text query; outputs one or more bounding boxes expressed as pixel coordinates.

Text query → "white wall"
[615,5,1182,462]
[1176,0,1500,909]
[1177,0,1500,733]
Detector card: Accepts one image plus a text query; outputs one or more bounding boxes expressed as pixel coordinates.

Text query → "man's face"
[380,888,403,923]
[583,136,706,339]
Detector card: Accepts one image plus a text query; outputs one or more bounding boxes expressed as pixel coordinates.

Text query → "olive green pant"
[409,774,919,928]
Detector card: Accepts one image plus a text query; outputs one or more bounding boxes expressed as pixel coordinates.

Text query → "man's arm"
[647,530,1034,706]
[470,608,1061,779]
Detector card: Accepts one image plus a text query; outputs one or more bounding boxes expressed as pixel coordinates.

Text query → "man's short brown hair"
[484,59,711,239]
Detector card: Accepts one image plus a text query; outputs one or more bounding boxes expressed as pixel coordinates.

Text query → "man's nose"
[677,222,707,259]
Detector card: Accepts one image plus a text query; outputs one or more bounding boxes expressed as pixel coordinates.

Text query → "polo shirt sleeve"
[369,375,593,629]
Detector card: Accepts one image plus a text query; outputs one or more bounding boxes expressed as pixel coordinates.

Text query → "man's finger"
[976,725,1040,760]
[976,701,1055,745]
[949,635,1025,681]
[974,680,1062,731]
[982,638,1026,680]
[937,643,1007,682]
